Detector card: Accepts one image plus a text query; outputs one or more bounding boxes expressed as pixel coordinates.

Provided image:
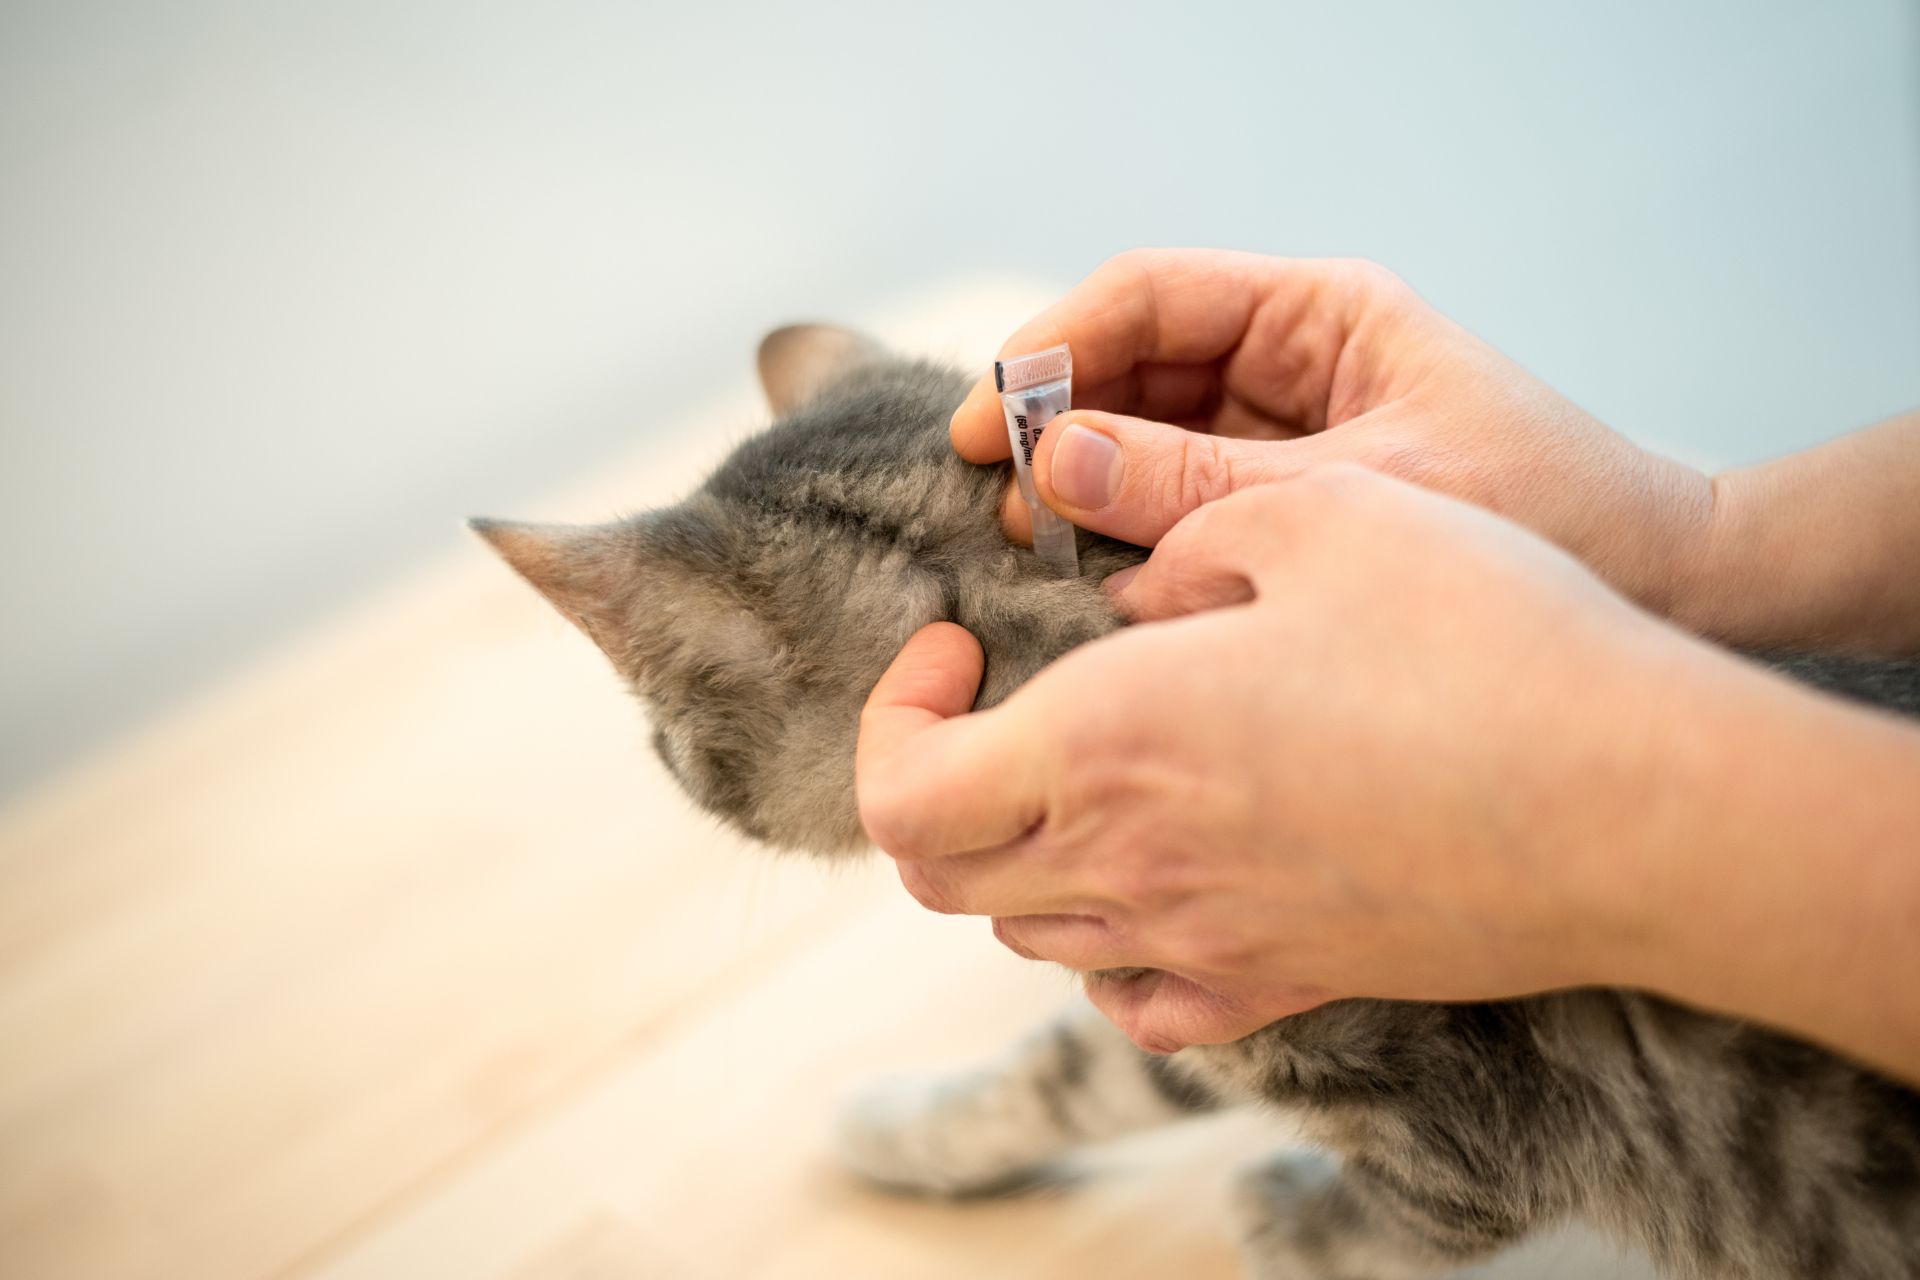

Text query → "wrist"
[1526,621,1717,990]
[1657,412,1920,657]
[1604,450,1720,631]
[1572,635,1920,1077]
[1660,465,1766,647]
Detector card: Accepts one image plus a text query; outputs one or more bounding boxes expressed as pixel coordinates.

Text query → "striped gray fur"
[478,328,1920,1279]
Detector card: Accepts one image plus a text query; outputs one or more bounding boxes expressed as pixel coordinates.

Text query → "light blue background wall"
[4,0,1918,796]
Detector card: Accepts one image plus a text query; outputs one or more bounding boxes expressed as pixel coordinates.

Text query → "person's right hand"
[955,249,1717,622]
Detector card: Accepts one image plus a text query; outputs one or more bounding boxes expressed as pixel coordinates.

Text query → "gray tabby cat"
[476,325,1920,1280]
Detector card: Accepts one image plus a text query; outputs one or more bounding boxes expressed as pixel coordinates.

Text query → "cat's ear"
[757,323,883,415]
[469,518,643,660]
[471,512,775,678]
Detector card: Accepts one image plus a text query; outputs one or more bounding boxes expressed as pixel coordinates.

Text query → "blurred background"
[4,0,1918,800]
[4,5,1920,1279]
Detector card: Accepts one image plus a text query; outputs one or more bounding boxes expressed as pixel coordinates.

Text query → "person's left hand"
[856,464,1691,1054]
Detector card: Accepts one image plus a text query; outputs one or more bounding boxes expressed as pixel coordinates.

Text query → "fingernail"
[1050,424,1123,510]
[1102,565,1141,596]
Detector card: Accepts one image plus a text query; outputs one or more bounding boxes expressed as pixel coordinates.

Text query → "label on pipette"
[994,344,1080,575]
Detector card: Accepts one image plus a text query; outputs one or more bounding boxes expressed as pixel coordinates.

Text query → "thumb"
[1032,412,1337,546]
[855,622,1049,859]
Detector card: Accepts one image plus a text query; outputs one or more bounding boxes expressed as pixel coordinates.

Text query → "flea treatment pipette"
[994,344,1081,575]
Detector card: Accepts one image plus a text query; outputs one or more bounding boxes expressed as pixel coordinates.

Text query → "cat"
[475,324,1920,1279]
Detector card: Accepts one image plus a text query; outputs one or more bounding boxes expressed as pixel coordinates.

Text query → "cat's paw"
[1234,1150,1465,1280]
[833,1071,1050,1198]
[1232,1149,1336,1228]
[1231,1149,1341,1273]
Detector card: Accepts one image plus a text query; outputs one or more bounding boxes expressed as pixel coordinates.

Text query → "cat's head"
[471,324,933,856]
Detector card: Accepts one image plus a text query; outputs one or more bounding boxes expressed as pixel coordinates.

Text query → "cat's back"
[1193,990,1920,1279]
[1536,990,1920,1277]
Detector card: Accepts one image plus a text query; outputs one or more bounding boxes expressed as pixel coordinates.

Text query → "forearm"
[1673,411,1920,657]
[1595,639,1920,1083]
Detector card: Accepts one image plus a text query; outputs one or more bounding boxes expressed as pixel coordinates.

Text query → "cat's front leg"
[1234,1150,1529,1280]
[835,997,1217,1196]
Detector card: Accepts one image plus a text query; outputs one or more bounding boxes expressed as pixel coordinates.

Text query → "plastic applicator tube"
[994,344,1080,575]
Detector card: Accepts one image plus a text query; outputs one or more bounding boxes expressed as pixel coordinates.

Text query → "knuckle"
[1333,257,1407,301]
[1082,250,1152,308]
[1161,491,1229,553]
[991,916,1040,961]
[1100,246,1163,280]
[1114,1007,1180,1057]
[856,784,916,858]
[1093,833,1193,912]
[1089,249,1170,350]
[1301,458,1377,492]
[1050,703,1118,768]
[1144,504,1240,594]
[1183,927,1258,975]
[1217,480,1293,522]
[1168,434,1236,515]
[897,864,962,915]
[1172,482,1284,551]
[1105,860,1186,915]
[1282,460,1379,515]
[1350,432,1445,489]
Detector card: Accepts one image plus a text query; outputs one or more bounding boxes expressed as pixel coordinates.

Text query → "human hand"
[958,249,1716,623]
[857,465,1700,1054]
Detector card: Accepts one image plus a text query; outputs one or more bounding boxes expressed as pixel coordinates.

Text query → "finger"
[859,621,982,740]
[891,845,1096,919]
[1205,394,1305,442]
[999,481,1029,545]
[957,358,1300,466]
[1082,968,1287,1055]
[998,397,1293,544]
[951,251,1410,463]
[856,622,1049,859]
[951,372,1010,462]
[956,359,1257,468]
[991,912,1149,971]
[1030,410,1345,548]
[1075,359,1225,425]
[950,250,1275,463]
[1108,473,1375,622]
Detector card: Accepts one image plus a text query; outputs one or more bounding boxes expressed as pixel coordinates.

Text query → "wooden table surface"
[0,283,1647,1280]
